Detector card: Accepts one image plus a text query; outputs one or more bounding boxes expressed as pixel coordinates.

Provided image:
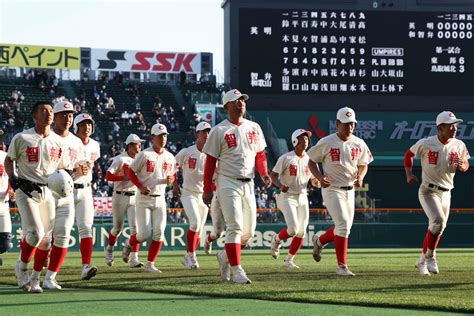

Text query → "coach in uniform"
[308,107,373,276]
[73,113,101,280]
[404,111,469,276]
[202,89,272,284]
[173,121,211,269]
[105,133,145,268]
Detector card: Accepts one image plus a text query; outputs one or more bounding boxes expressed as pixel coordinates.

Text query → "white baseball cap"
[151,123,169,136]
[436,111,463,126]
[336,107,357,123]
[125,133,145,145]
[53,101,75,114]
[222,89,249,105]
[73,113,95,133]
[291,129,312,147]
[196,121,211,132]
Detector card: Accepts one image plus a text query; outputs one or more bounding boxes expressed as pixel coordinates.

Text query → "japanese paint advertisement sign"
[91,49,202,73]
[0,43,80,69]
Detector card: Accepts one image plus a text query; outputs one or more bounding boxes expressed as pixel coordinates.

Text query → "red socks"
[423,230,441,253]
[278,228,291,241]
[33,249,50,272]
[147,240,163,262]
[319,226,335,246]
[132,242,140,253]
[80,237,93,265]
[186,230,199,253]
[20,239,37,263]
[129,233,138,246]
[289,237,304,256]
[48,246,68,272]
[225,243,241,266]
[108,232,118,247]
[334,235,348,266]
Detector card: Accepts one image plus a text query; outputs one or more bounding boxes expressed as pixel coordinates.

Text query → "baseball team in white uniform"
[1,91,470,293]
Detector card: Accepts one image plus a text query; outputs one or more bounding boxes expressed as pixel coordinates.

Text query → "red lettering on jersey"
[351,147,362,161]
[146,160,155,172]
[188,157,197,169]
[427,150,439,165]
[163,161,172,174]
[0,164,5,176]
[50,147,62,162]
[68,147,77,162]
[247,131,259,145]
[448,152,459,165]
[26,146,39,162]
[305,165,310,176]
[330,148,340,162]
[289,164,298,176]
[224,133,237,148]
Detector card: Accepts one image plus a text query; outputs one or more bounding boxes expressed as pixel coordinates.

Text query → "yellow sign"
[0,43,80,69]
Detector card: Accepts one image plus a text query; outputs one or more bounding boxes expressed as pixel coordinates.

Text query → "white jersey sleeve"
[176,145,206,193]
[0,151,9,201]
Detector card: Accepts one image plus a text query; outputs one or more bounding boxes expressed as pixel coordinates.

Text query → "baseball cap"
[222,89,249,105]
[291,129,312,147]
[53,101,75,114]
[436,111,463,126]
[196,121,211,132]
[151,123,169,136]
[336,107,357,123]
[73,113,95,126]
[125,133,145,145]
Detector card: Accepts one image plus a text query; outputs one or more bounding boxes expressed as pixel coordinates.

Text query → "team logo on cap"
[346,112,352,117]
[64,103,72,109]
[159,125,165,130]
[82,114,91,119]
[234,90,241,95]
[449,112,455,117]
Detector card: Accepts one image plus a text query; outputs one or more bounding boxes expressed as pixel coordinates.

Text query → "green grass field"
[0,248,472,314]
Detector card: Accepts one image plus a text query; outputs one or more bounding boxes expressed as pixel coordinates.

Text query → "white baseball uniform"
[129,147,176,243]
[74,138,100,239]
[108,152,138,237]
[410,136,470,234]
[0,151,11,233]
[175,145,208,234]
[7,128,65,248]
[308,133,373,237]
[273,151,312,238]
[203,118,266,245]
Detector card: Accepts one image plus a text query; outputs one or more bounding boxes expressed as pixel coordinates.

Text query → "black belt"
[148,194,161,197]
[74,183,91,189]
[116,191,135,196]
[19,178,46,187]
[339,186,354,190]
[428,183,449,192]
[236,178,252,182]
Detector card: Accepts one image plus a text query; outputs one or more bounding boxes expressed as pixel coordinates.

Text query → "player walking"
[122,123,176,273]
[202,89,272,284]
[404,111,469,276]
[73,113,100,280]
[105,133,145,268]
[270,129,314,269]
[0,148,13,265]
[308,107,373,276]
[173,121,211,269]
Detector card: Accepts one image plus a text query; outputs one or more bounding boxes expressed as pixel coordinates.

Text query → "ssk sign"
[91,49,202,73]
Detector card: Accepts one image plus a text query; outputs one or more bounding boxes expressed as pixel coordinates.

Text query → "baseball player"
[29,101,86,290]
[308,107,373,276]
[202,89,272,284]
[122,123,176,273]
[404,111,469,276]
[105,133,145,268]
[173,121,211,269]
[5,101,66,293]
[270,129,315,269]
[0,148,13,265]
[73,113,101,280]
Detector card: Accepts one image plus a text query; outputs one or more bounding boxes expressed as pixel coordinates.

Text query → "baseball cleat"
[204,238,213,255]
[426,256,439,274]
[336,265,356,276]
[312,231,325,262]
[415,254,431,276]
[283,258,300,269]
[270,234,281,259]
[43,278,62,290]
[28,279,43,293]
[122,239,132,263]
[81,265,98,280]
[217,250,231,281]
[105,248,114,267]
[232,267,252,284]
[130,259,144,268]
[189,253,199,269]
[182,253,193,269]
[14,260,30,290]
[144,262,162,273]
